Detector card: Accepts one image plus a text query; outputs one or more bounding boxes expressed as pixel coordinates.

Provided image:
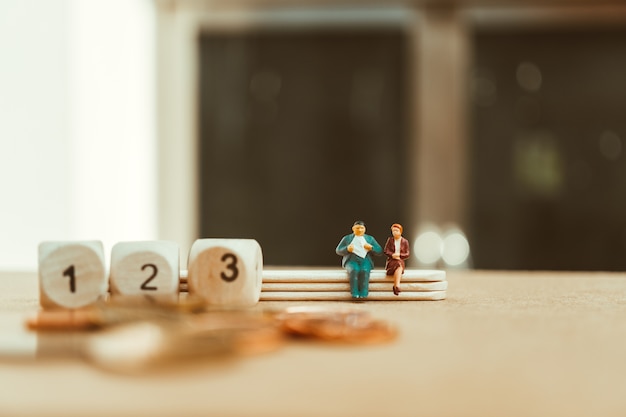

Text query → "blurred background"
[2,0,626,271]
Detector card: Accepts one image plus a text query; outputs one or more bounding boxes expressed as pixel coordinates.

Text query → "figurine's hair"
[353,221,365,226]
[391,223,403,233]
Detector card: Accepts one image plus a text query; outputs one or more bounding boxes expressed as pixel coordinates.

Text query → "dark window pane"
[470,29,626,270]
[198,29,408,266]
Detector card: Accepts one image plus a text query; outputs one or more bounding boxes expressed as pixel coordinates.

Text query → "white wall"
[0,0,157,271]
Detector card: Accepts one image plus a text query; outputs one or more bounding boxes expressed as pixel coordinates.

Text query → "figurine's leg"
[345,264,360,298]
[394,268,402,286]
[393,267,403,295]
[359,268,371,298]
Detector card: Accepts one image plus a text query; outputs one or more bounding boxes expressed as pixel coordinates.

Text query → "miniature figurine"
[384,223,410,295]
[335,221,383,299]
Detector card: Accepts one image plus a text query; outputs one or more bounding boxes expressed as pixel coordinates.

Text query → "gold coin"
[185,310,285,355]
[276,306,397,344]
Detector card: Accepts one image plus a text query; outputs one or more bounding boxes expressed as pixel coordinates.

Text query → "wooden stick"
[262,269,446,283]
[261,281,448,292]
[179,278,448,292]
[179,281,447,293]
[179,269,446,284]
[260,291,447,301]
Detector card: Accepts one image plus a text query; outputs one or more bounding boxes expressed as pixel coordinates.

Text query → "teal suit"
[336,233,383,298]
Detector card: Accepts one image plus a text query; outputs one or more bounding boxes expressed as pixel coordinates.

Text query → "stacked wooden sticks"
[181,269,447,301]
[261,269,447,301]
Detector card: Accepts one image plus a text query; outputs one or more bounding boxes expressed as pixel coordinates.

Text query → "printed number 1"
[63,265,76,293]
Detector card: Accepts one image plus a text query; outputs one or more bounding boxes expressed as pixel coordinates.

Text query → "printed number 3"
[220,253,239,282]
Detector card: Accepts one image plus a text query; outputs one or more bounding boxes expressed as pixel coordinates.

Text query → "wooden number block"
[38,241,107,309]
[187,239,263,307]
[109,241,179,298]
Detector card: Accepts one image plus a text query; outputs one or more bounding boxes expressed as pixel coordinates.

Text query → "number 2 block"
[109,241,179,298]
[38,241,107,309]
[187,239,263,307]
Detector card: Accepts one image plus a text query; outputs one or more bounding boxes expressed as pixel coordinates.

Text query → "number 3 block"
[38,241,107,309]
[109,241,179,298]
[187,239,263,307]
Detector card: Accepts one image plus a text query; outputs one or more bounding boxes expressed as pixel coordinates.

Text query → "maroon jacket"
[384,237,410,269]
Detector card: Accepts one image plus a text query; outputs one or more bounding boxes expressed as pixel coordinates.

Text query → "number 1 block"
[109,241,179,298]
[187,239,263,307]
[38,241,107,309]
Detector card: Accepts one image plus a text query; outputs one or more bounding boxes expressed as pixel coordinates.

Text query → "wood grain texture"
[187,238,263,306]
[38,241,107,309]
[109,241,179,297]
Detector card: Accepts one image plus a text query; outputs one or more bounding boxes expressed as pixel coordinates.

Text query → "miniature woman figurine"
[384,223,410,295]
[336,221,383,299]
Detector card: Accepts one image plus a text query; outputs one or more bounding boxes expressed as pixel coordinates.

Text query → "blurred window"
[198,29,408,265]
[470,28,626,270]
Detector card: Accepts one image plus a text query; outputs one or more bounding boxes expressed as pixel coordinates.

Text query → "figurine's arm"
[400,238,410,260]
[335,235,353,256]
[383,238,395,258]
[368,236,384,256]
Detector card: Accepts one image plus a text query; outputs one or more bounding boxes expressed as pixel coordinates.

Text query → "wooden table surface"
[2,270,626,417]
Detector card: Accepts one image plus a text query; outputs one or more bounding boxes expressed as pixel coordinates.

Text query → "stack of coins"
[259,269,447,301]
[179,269,446,301]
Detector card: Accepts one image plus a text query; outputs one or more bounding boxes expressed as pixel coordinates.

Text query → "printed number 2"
[220,253,239,282]
[140,263,158,291]
[63,265,76,293]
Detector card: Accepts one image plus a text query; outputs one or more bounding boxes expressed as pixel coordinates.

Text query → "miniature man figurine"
[336,221,383,299]
[384,223,410,296]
